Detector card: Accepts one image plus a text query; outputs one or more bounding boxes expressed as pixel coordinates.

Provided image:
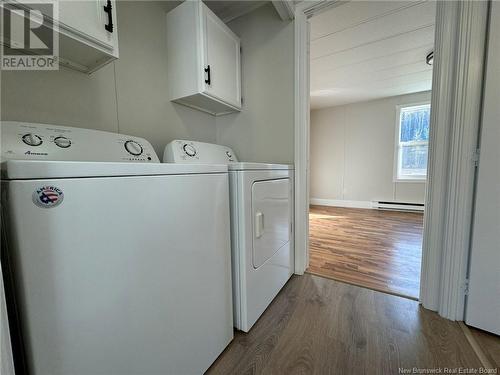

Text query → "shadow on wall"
[215,3,295,165]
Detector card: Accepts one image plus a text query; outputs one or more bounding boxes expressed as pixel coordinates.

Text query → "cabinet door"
[58,0,116,50]
[202,5,241,109]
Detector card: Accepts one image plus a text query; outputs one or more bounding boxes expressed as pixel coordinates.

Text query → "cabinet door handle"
[103,0,113,33]
[204,65,211,85]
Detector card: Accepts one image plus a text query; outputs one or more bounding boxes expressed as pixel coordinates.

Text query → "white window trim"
[393,102,431,183]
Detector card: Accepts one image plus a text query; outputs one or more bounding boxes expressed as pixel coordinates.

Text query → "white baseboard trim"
[372,201,424,212]
[309,198,372,209]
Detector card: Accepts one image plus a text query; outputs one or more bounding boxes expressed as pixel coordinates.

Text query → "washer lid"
[228,162,293,171]
[1,160,228,180]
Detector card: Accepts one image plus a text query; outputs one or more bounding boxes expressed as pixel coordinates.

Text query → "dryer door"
[251,178,291,269]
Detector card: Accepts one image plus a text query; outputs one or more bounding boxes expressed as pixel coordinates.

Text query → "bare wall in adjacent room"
[216,3,294,164]
[310,91,431,204]
[0,1,216,156]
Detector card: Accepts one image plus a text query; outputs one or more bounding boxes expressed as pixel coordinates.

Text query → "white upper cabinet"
[58,0,117,52]
[3,0,119,73]
[202,8,241,109]
[166,1,241,116]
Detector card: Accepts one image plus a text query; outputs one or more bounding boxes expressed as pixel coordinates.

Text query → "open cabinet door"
[465,1,500,336]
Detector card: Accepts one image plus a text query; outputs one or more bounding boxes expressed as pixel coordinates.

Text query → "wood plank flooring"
[308,205,423,299]
[207,274,485,374]
[469,327,500,369]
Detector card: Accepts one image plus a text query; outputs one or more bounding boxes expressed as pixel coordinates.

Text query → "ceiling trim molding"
[216,1,267,24]
[271,0,295,21]
[302,1,346,18]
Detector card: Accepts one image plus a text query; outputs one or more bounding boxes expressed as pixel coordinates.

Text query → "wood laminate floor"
[308,206,423,299]
[469,327,500,369]
[207,274,487,375]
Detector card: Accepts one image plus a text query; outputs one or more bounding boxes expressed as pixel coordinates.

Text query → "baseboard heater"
[371,201,424,212]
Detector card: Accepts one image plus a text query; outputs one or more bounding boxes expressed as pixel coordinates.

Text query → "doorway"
[295,0,489,322]
[303,1,435,300]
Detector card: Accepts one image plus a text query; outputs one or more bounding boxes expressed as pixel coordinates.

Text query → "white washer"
[164,140,294,332]
[1,122,233,375]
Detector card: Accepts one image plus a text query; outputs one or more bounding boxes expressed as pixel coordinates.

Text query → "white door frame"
[293,0,489,321]
[293,0,336,276]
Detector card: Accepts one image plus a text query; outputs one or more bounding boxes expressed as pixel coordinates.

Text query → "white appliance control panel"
[163,140,238,164]
[1,121,160,163]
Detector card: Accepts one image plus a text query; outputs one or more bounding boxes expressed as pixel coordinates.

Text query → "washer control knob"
[124,140,143,156]
[183,144,197,157]
[54,136,71,148]
[22,133,43,146]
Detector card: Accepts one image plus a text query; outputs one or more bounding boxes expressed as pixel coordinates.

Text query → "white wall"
[0,1,217,157]
[1,2,294,163]
[216,3,294,164]
[310,91,431,205]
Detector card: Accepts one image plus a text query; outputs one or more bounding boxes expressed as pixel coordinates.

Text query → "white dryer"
[164,140,294,332]
[1,122,233,375]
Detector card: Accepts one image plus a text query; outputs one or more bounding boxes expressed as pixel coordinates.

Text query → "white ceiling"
[310,1,436,109]
[204,0,268,23]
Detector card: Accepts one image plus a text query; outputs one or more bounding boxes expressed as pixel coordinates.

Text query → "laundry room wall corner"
[215,3,295,164]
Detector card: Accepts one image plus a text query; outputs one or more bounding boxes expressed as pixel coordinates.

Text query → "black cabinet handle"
[204,65,211,85]
[103,0,113,33]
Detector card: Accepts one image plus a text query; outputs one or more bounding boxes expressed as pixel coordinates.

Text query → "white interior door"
[465,1,500,336]
[202,6,241,108]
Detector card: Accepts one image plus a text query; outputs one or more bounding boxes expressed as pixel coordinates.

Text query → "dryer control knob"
[124,140,143,156]
[54,136,71,148]
[22,133,43,147]
[183,144,197,157]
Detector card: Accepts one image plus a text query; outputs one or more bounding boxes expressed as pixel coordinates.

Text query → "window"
[394,103,430,181]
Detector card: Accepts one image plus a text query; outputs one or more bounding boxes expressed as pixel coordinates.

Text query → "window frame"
[393,102,431,183]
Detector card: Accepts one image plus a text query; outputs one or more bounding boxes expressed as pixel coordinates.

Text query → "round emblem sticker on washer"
[32,186,64,208]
